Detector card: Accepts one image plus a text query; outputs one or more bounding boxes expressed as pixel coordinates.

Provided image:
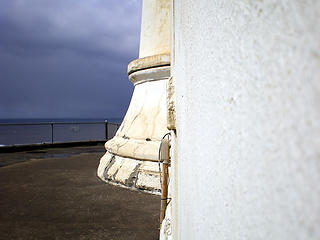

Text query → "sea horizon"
[0,118,122,146]
[0,117,123,124]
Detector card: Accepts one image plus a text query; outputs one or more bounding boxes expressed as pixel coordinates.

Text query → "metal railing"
[0,121,121,146]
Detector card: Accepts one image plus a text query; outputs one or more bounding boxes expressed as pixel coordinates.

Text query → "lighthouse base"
[97,151,162,194]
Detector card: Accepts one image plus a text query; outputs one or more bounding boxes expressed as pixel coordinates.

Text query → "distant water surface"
[0,118,122,146]
[0,118,122,124]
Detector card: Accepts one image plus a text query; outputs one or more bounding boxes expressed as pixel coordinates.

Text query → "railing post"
[50,123,54,144]
[105,120,108,140]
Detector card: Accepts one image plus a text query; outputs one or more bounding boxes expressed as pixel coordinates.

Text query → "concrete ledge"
[0,140,105,153]
[129,66,170,86]
[105,136,161,162]
[127,53,170,75]
[98,151,167,194]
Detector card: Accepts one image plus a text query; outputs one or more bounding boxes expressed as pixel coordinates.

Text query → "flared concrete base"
[97,56,171,195]
[97,152,162,194]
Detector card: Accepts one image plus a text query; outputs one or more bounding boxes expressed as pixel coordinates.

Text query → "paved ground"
[0,145,160,240]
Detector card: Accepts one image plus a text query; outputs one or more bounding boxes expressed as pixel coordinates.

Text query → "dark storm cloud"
[0,0,142,119]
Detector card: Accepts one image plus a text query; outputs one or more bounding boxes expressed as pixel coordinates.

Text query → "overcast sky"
[0,0,142,119]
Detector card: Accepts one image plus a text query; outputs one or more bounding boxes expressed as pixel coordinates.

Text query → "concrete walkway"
[0,145,160,240]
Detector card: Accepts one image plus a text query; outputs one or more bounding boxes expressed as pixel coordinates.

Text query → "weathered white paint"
[105,74,168,161]
[171,0,320,239]
[97,63,170,192]
[139,0,170,58]
[97,151,162,193]
[97,0,171,192]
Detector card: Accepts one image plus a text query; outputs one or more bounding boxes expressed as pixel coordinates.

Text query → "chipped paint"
[97,0,171,193]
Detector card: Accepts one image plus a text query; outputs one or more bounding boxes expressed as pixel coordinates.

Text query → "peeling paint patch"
[97,153,166,194]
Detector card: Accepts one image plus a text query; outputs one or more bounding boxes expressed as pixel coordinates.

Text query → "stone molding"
[129,66,170,86]
[127,53,170,75]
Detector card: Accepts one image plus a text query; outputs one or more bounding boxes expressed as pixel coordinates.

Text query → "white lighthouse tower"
[97,0,170,193]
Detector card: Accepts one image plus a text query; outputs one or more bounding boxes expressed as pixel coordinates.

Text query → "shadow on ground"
[0,146,160,240]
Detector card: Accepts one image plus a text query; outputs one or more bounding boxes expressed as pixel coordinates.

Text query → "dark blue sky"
[0,0,142,119]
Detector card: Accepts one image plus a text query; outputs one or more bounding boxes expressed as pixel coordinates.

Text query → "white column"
[97,0,171,193]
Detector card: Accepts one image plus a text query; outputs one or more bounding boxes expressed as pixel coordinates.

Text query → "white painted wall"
[139,0,170,58]
[172,0,320,239]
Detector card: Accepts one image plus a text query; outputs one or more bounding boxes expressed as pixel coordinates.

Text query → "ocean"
[0,118,122,146]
